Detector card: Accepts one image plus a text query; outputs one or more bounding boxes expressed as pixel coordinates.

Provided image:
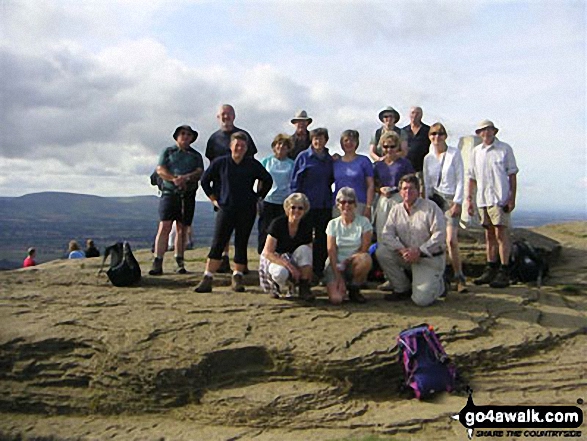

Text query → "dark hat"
[378,106,400,123]
[173,125,199,143]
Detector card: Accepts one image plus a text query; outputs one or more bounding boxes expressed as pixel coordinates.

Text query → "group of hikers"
[150,104,519,306]
[22,240,100,267]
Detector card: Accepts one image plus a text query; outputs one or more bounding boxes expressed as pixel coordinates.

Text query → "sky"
[1,0,585,213]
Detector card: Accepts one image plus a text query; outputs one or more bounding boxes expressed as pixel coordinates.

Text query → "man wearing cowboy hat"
[149,125,204,276]
[288,110,313,160]
[467,120,518,288]
[368,106,408,162]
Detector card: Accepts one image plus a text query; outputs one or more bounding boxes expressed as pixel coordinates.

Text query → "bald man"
[403,106,431,174]
[205,104,258,162]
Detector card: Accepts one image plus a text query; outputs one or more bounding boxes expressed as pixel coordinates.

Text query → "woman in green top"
[324,187,373,305]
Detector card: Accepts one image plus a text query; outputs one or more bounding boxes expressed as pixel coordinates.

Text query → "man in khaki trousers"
[376,174,446,306]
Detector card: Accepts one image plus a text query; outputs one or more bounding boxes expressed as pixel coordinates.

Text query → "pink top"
[23,256,36,267]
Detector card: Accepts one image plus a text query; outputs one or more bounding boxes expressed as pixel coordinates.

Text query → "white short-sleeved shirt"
[467,139,519,208]
[326,215,373,263]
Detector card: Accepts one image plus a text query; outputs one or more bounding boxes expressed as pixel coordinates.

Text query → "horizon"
[1,190,586,216]
[1,1,585,212]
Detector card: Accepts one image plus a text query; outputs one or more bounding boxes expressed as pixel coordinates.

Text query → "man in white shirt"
[467,120,519,288]
[376,174,447,306]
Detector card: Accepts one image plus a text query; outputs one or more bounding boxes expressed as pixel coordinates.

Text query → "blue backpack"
[397,324,456,399]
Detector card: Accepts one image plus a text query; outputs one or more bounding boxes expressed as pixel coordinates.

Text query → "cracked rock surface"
[0,222,585,440]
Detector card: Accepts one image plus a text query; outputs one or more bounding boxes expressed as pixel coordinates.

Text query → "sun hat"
[475,119,499,134]
[291,110,313,125]
[172,125,199,143]
[378,106,400,123]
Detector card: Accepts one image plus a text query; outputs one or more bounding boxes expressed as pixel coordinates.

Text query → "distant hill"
[0,192,217,270]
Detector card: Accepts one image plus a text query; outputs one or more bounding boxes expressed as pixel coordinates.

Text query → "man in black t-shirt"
[403,106,431,174]
[205,104,257,161]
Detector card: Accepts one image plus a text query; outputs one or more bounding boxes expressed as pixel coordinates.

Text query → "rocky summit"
[0,222,586,441]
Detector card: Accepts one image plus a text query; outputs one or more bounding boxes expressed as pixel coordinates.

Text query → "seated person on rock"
[84,239,100,258]
[68,240,85,259]
[324,187,373,305]
[259,193,314,302]
[376,174,447,306]
[23,247,36,267]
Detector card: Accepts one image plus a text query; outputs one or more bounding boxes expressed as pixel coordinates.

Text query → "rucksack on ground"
[397,323,456,399]
[99,241,141,287]
[509,240,548,286]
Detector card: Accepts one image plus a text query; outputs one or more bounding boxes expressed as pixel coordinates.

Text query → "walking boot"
[231,273,245,292]
[298,279,315,303]
[474,263,498,285]
[348,284,367,304]
[456,275,468,293]
[384,290,412,302]
[194,275,213,293]
[490,266,511,288]
[148,257,163,276]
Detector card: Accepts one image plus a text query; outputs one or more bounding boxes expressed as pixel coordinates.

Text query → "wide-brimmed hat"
[475,119,499,134]
[378,106,400,123]
[173,125,199,143]
[291,110,313,125]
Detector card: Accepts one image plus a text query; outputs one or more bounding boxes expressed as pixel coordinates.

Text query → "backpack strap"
[422,329,448,363]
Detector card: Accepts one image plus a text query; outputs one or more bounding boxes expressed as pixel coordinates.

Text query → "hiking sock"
[204,271,214,278]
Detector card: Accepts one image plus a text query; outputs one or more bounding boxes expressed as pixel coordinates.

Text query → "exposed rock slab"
[0,223,586,440]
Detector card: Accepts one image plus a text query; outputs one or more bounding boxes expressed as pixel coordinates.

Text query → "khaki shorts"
[480,205,511,228]
[433,192,460,227]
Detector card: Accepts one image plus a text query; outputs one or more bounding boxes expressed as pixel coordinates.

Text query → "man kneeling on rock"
[376,174,447,306]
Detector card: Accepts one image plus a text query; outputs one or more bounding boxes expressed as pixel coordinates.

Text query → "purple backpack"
[397,323,456,399]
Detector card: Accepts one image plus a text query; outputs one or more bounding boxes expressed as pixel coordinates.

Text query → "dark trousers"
[257,201,285,254]
[306,208,331,276]
[209,206,256,265]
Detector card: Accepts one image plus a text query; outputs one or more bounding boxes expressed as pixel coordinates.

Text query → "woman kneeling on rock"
[259,193,315,302]
[325,187,373,305]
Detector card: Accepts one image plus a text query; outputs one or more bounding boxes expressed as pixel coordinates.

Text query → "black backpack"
[509,240,548,286]
[150,170,164,191]
[99,241,141,287]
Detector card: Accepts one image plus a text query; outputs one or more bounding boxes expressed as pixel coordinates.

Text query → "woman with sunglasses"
[373,131,415,240]
[423,122,466,293]
[324,187,373,305]
[259,193,314,302]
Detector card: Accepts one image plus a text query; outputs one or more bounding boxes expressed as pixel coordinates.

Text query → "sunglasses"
[381,114,394,119]
[338,200,356,205]
[290,205,304,211]
[382,144,398,149]
[430,132,446,136]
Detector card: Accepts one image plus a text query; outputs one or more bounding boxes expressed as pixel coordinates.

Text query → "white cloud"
[0,0,584,213]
